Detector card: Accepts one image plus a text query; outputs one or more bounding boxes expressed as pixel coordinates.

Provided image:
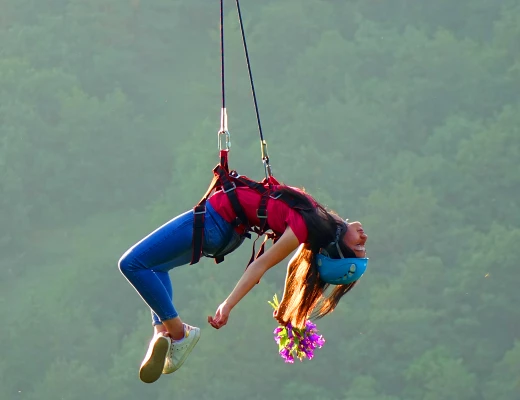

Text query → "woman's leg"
[151,272,191,339]
[152,271,172,335]
[118,209,193,339]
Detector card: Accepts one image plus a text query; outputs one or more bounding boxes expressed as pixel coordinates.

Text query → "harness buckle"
[269,191,282,200]
[223,181,237,193]
[256,209,268,219]
[193,206,206,215]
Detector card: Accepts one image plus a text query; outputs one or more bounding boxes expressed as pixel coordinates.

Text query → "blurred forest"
[1,0,519,399]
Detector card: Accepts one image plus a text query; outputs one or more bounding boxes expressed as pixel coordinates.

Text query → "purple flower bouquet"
[268,294,325,363]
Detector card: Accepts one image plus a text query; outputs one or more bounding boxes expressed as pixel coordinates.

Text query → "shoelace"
[168,339,175,358]
[169,329,190,357]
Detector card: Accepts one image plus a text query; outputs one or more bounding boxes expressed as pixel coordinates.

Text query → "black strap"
[245,232,279,284]
[256,191,269,233]
[246,235,268,284]
[214,165,249,227]
[191,152,306,266]
[190,202,207,265]
[227,173,273,235]
[235,0,265,146]
[190,172,221,265]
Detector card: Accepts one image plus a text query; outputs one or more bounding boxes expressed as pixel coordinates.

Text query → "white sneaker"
[163,324,201,374]
[139,333,171,384]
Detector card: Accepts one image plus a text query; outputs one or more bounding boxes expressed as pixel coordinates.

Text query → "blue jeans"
[118,201,243,325]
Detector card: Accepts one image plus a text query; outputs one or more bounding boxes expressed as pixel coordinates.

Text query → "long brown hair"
[274,186,359,329]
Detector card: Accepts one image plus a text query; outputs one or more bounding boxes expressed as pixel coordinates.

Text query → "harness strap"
[214,165,249,227]
[228,172,272,234]
[191,151,230,265]
[190,203,208,265]
[190,152,302,267]
[248,235,266,284]
[256,190,270,233]
[246,231,279,283]
[190,174,220,265]
[247,232,279,266]
[220,150,229,173]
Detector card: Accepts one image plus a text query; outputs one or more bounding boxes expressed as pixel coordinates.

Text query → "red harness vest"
[190,150,310,267]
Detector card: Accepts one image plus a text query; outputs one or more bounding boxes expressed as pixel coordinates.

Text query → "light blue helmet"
[316,223,368,285]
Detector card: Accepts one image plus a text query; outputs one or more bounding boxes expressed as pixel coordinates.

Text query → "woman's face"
[343,221,368,258]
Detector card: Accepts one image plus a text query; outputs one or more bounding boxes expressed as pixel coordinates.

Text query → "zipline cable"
[218,0,230,151]
[220,0,225,113]
[235,0,273,179]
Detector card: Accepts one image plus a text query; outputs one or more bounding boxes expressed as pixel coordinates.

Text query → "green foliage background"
[1,1,519,399]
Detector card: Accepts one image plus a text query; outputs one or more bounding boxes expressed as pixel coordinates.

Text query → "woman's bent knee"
[118,252,136,276]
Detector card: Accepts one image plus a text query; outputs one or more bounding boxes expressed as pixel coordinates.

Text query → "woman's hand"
[208,302,232,329]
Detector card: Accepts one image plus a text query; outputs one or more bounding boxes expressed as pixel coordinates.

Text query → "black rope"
[220,0,226,113]
[235,0,265,145]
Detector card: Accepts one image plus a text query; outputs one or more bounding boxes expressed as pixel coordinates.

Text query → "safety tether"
[218,0,230,152]
[234,0,273,179]
[218,0,273,178]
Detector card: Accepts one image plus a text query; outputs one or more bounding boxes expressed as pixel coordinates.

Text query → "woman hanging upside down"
[118,176,368,383]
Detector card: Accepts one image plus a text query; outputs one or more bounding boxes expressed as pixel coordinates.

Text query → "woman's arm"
[208,226,300,329]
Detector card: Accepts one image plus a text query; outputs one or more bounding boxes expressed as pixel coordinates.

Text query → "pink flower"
[269,294,325,363]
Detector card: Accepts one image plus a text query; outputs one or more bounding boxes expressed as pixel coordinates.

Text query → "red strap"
[220,150,229,172]
[268,176,280,185]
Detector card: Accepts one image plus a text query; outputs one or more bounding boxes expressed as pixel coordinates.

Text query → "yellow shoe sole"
[139,336,170,384]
